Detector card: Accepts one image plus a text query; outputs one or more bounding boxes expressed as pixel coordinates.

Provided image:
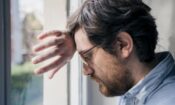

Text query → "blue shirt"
[118,52,175,105]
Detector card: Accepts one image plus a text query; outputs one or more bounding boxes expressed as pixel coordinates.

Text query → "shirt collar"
[123,52,175,100]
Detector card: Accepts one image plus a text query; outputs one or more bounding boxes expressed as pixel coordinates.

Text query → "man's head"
[67,0,158,96]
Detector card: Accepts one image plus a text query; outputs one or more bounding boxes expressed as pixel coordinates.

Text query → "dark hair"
[67,0,158,62]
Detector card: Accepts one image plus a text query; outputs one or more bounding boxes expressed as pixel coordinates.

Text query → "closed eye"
[83,51,93,61]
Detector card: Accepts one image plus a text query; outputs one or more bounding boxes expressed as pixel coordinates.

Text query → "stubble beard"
[91,69,134,97]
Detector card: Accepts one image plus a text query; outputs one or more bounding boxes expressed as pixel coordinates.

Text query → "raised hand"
[31,30,76,79]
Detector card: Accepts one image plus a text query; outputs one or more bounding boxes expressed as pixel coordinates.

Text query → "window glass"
[11,0,44,105]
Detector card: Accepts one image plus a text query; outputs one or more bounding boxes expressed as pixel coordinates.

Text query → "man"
[32,0,175,105]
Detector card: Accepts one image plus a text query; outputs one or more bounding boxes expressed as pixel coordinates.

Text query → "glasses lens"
[80,54,88,65]
[79,45,97,65]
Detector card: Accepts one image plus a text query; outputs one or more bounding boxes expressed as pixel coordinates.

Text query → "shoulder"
[145,76,175,105]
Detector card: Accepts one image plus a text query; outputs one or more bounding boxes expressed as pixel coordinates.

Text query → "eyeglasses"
[79,46,97,65]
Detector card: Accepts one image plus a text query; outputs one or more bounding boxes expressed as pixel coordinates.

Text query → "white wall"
[149,0,175,55]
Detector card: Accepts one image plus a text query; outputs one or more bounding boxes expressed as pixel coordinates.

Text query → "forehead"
[74,28,94,52]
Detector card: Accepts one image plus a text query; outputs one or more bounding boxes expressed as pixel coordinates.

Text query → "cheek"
[92,63,111,85]
[92,50,128,84]
[93,50,121,77]
[92,54,111,77]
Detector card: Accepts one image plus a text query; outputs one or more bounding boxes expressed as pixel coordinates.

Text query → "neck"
[127,55,156,85]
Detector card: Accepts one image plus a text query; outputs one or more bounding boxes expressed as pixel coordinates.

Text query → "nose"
[83,63,94,76]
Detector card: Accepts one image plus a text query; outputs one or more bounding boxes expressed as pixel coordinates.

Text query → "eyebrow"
[79,49,89,55]
[76,46,89,54]
[79,46,97,55]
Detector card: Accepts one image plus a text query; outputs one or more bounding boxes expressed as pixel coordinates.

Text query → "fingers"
[48,61,67,79]
[34,56,67,75]
[37,30,62,40]
[32,45,65,64]
[33,37,64,52]
[32,30,75,79]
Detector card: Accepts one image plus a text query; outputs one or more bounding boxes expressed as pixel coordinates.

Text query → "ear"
[115,32,134,59]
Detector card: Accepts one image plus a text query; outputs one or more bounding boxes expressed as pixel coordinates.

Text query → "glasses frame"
[79,46,97,65]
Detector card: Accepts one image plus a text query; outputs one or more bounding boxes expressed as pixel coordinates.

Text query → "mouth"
[94,78,100,83]
[90,76,101,84]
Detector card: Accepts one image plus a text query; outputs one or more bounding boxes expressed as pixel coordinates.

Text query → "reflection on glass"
[11,0,43,105]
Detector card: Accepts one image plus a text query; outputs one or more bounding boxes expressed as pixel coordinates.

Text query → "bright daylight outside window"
[11,0,44,105]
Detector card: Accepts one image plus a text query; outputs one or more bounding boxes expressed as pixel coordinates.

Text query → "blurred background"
[7,0,175,105]
[11,0,43,105]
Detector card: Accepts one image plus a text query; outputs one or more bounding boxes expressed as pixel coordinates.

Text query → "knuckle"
[55,38,60,43]
[53,37,60,44]
[36,56,44,63]
[40,68,46,73]
[53,48,59,54]
[41,55,47,61]
[50,30,61,36]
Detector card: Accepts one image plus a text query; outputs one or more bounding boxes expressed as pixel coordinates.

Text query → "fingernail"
[31,57,37,64]
[34,70,39,75]
[34,68,42,75]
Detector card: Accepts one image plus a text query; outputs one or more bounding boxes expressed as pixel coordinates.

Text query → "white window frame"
[68,0,88,105]
[43,0,88,105]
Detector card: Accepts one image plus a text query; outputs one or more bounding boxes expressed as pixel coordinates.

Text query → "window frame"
[0,0,11,105]
[68,0,88,105]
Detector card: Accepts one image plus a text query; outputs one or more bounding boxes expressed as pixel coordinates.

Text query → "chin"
[99,83,126,97]
[99,83,115,97]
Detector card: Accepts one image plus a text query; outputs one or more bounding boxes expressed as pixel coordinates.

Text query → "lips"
[91,76,101,83]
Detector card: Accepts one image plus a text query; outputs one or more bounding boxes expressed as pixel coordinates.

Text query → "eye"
[83,52,92,61]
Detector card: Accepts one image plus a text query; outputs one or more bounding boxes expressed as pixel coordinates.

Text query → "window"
[1,0,175,105]
[10,0,44,105]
